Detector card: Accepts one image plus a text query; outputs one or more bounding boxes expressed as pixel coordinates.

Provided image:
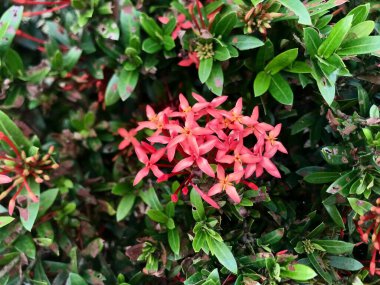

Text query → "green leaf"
[190,188,205,221]
[304,172,341,184]
[307,253,333,284]
[346,4,369,26]
[66,272,87,285]
[193,230,206,252]
[199,58,213,83]
[205,62,224,96]
[0,6,24,52]
[346,21,375,40]
[281,264,317,281]
[229,35,264,51]
[259,228,284,245]
[0,110,31,150]
[147,209,168,224]
[118,69,139,101]
[139,187,163,211]
[347,198,372,216]
[326,169,359,195]
[269,73,294,105]
[105,73,120,106]
[163,35,175,51]
[318,16,353,58]
[116,193,136,221]
[214,45,230,61]
[312,240,354,255]
[213,11,237,36]
[63,47,82,71]
[327,256,363,271]
[264,48,298,75]
[254,71,271,97]
[3,48,24,77]
[206,235,237,274]
[140,13,163,39]
[290,112,317,135]
[20,179,40,231]
[304,28,322,57]
[0,216,14,228]
[321,146,350,165]
[38,188,59,218]
[337,36,380,56]
[14,234,36,259]
[277,0,312,25]
[120,2,140,45]
[168,228,180,255]
[97,19,120,41]
[142,38,162,54]
[323,203,345,228]
[112,182,133,196]
[285,61,312,74]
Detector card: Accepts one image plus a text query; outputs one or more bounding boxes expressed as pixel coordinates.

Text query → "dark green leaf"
[206,235,237,274]
[168,228,180,255]
[312,240,354,254]
[116,193,135,221]
[213,11,237,36]
[327,256,363,271]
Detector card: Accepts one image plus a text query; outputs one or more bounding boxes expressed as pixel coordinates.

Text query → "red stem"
[12,0,69,5]
[23,3,69,17]
[16,30,46,44]
[195,0,206,29]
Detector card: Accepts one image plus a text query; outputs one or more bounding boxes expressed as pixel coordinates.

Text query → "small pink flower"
[265,124,288,154]
[178,52,200,69]
[209,165,244,203]
[242,106,274,138]
[118,128,138,150]
[0,174,12,184]
[133,146,165,186]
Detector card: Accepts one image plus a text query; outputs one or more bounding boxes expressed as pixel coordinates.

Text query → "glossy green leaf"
[318,16,353,58]
[14,234,36,259]
[38,188,59,218]
[105,73,120,106]
[337,36,380,56]
[347,198,372,216]
[168,228,180,255]
[321,146,350,165]
[277,0,312,25]
[0,216,14,228]
[120,1,140,45]
[307,253,333,284]
[269,73,294,105]
[20,179,40,231]
[0,6,24,52]
[281,264,317,281]
[312,240,354,255]
[254,71,271,97]
[118,69,139,101]
[206,235,237,274]
[193,230,206,252]
[147,209,168,224]
[142,38,162,54]
[116,193,135,221]
[304,172,340,184]
[97,19,120,41]
[205,62,224,96]
[327,256,363,271]
[304,27,322,57]
[229,35,264,51]
[213,11,237,36]
[66,272,87,285]
[199,58,213,83]
[190,188,205,221]
[323,202,345,228]
[214,45,230,61]
[346,4,369,26]
[346,21,375,40]
[140,13,163,39]
[0,110,31,150]
[264,49,298,75]
[259,228,284,245]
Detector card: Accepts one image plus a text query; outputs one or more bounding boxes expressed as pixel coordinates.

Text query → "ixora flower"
[0,132,58,215]
[356,198,380,276]
[119,94,286,208]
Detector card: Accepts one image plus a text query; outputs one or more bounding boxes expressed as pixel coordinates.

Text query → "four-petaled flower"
[209,165,244,203]
[133,146,166,186]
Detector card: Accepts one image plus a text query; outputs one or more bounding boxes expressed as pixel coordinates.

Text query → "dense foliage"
[0,0,379,284]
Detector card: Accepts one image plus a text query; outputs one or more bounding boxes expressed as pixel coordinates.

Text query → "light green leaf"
[0,216,14,228]
[318,16,353,58]
[147,209,168,224]
[254,71,271,97]
[229,35,264,51]
[105,73,120,106]
[337,36,380,56]
[277,0,312,25]
[304,27,322,57]
[213,11,237,36]
[118,69,139,101]
[346,4,370,26]
[347,198,372,216]
[199,58,213,83]
[281,264,317,281]
[205,62,224,96]
[0,6,24,52]
[206,235,237,274]
[190,188,205,222]
[20,179,40,231]
[116,193,135,221]
[168,228,180,255]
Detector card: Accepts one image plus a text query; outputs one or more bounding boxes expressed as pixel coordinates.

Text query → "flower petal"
[172,157,195,172]
[133,167,150,186]
[135,145,149,164]
[0,174,12,184]
[193,184,220,209]
[208,183,222,196]
[150,165,164,179]
[225,185,241,203]
[196,157,215,177]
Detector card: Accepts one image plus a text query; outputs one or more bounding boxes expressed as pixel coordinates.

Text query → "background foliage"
[0,0,379,284]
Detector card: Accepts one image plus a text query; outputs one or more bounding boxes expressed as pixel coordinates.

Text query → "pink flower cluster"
[118,94,287,208]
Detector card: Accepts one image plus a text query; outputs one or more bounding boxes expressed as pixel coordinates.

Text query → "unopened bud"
[35,177,43,183]
[43,175,50,181]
